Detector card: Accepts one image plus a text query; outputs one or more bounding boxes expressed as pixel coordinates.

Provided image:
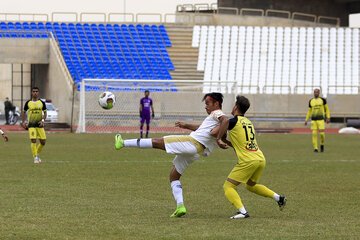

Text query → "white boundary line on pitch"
[0,159,357,164]
[281,159,357,162]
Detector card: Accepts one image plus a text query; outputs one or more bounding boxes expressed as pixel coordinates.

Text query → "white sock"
[171,180,184,205]
[273,193,280,202]
[124,139,153,148]
[239,206,247,214]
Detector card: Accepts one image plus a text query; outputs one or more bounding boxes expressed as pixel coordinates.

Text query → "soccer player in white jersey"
[0,128,9,142]
[115,92,226,217]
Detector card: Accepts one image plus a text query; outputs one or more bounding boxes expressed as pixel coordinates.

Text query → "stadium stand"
[0,21,175,91]
[193,25,360,96]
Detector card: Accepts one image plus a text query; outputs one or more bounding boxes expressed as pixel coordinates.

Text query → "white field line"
[0,159,358,164]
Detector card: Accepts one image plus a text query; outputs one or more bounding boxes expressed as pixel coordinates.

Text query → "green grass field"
[0,132,359,239]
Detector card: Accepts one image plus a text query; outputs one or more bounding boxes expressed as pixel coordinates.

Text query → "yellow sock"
[31,143,37,158]
[312,130,318,150]
[223,181,243,209]
[246,184,275,198]
[37,144,44,154]
[320,132,325,145]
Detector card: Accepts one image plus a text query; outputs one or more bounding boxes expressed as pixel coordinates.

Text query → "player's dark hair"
[236,95,250,115]
[202,92,223,109]
[32,87,39,91]
[144,90,149,93]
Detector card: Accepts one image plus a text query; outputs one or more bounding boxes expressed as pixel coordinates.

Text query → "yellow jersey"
[23,99,47,128]
[305,97,330,121]
[228,116,265,163]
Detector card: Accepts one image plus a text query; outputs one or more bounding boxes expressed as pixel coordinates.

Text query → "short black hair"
[32,87,39,91]
[236,95,250,115]
[145,90,149,93]
[202,92,223,109]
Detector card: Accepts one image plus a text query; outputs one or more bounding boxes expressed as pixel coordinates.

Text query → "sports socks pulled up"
[124,138,153,148]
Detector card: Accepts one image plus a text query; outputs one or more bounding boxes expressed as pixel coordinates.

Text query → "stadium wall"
[219,0,353,26]
[0,38,73,123]
[177,14,336,27]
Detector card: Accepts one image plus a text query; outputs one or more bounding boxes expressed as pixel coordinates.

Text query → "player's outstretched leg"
[245,183,287,211]
[115,134,124,150]
[115,134,165,150]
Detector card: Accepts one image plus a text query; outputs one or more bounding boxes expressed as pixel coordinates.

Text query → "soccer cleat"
[170,204,186,218]
[277,195,287,211]
[320,145,324,152]
[115,134,124,150]
[230,212,250,219]
[34,156,40,164]
[314,149,318,153]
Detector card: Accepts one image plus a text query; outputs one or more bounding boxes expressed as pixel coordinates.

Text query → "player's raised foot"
[314,149,318,153]
[230,212,250,219]
[115,134,124,150]
[170,204,186,218]
[320,145,324,152]
[277,195,287,211]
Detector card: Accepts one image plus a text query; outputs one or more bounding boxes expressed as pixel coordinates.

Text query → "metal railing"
[0,30,51,38]
[0,9,341,26]
[0,13,48,22]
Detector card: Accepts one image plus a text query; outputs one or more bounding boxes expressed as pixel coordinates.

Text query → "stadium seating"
[0,21,175,91]
[194,25,359,95]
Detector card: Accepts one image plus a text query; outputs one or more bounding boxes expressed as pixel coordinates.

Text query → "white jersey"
[190,109,225,156]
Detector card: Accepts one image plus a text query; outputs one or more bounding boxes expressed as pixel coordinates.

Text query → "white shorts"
[164,135,205,174]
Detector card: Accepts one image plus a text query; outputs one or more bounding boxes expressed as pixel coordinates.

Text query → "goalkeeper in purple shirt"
[139,90,154,138]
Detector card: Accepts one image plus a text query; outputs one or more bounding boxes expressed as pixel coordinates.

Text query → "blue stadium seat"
[1,22,174,91]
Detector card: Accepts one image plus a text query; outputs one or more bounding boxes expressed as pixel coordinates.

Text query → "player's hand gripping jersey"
[228,116,265,162]
[190,109,225,156]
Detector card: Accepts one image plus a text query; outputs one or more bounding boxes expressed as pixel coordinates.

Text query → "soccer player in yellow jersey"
[21,87,47,164]
[305,88,330,152]
[216,95,286,219]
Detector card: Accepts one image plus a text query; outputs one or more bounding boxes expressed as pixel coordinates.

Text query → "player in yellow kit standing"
[216,95,286,219]
[305,89,330,152]
[21,87,47,163]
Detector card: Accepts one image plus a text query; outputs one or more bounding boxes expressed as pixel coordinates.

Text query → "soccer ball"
[98,91,116,109]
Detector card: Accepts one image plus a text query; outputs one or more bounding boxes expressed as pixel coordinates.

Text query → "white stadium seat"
[193,25,360,95]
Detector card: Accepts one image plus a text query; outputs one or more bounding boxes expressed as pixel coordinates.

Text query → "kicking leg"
[115,134,165,150]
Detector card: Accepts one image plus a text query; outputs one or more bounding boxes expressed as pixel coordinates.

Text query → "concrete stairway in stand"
[165,26,203,81]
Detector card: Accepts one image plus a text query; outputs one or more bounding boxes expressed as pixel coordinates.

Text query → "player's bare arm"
[216,115,230,149]
[175,121,200,131]
[21,110,27,129]
[38,111,47,127]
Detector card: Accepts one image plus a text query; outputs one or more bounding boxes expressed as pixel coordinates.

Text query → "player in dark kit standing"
[139,90,154,138]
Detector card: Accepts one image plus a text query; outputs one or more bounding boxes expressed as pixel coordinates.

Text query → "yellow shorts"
[227,160,265,183]
[28,127,46,140]
[311,120,325,130]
